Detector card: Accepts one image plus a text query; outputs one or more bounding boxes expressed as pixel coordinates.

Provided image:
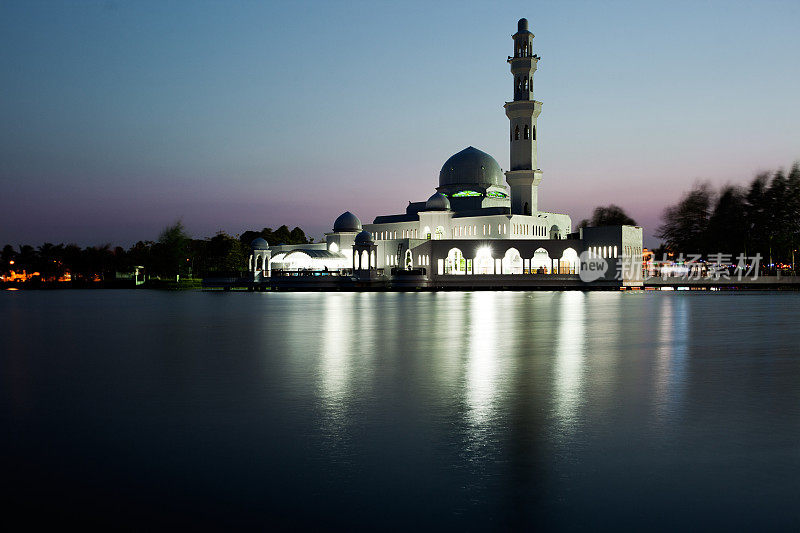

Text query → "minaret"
[504,18,543,216]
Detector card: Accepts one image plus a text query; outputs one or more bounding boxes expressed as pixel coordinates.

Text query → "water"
[2,290,799,530]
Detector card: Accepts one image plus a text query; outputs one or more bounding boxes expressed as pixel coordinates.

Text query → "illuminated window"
[524,125,530,139]
[451,190,481,197]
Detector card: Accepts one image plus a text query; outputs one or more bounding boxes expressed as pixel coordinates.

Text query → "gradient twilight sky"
[2,1,799,247]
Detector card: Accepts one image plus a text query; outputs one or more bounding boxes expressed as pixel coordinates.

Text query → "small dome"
[425,192,451,211]
[333,211,362,233]
[250,237,269,250]
[439,146,504,189]
[518,18,529,32]
[354,230,373,244]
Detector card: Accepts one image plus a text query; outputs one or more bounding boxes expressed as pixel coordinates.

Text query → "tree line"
[1,222,312,283]
[657,163,800,266]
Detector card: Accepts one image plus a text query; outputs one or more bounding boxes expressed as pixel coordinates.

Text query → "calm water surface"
[2,290,799,530]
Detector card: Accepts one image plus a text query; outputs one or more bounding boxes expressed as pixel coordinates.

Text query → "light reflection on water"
[554,291,586,434]
[654,294,689,422]
[319,293,353,430]
[2,290,800,530]
[466,292,502,426]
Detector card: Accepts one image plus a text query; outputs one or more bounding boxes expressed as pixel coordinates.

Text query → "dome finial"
[518,18,528,32]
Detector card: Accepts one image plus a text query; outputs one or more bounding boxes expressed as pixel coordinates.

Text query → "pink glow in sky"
[1,1,799,248]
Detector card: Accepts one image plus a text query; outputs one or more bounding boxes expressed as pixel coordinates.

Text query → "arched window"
[529,77,533,91]
[446,248,465,275]
[503,248,523,274]
[522,77,528,91]
[514,125,520,140]
[532,248,551,273]
[524,125,530,139]
[524,202,530,215]
[532,125,536,140]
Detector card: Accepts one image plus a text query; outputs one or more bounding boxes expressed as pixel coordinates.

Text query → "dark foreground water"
[2,290,799,530]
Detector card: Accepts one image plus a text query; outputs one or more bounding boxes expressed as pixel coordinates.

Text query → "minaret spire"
[504,17,543,216]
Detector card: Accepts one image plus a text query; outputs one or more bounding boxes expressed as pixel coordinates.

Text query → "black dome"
[333,211,362,233]
[354,230,373,244]
[439,146,503,189]
[250,237,269,250]
[425,192,450,211]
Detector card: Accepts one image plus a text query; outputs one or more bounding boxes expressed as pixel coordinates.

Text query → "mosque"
[250,19,643,288]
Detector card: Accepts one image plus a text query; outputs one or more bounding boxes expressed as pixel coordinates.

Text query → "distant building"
[253,19,643,287]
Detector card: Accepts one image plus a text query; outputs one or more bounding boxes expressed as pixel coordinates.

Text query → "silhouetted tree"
[240,225,312,247]
[657,163,800,269]
[578,204,637,228]
[657,183,713,254]
[1,244,16,274]
[154,220,190,279]
[195,232,248,275]
[707,186,747,255]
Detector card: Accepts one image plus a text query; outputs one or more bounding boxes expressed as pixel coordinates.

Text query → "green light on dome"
[451,190,482,197]
[486,191,508,198]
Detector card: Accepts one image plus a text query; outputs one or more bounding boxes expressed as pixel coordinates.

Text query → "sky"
[1,0,799,248]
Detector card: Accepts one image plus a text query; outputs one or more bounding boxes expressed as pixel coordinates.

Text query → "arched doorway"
[423,226,431,240]
[549,225,561,239]
[474,247,494,275]
[502,248,523,274]
[446,248,465,274]
[435,226,445,240]
[532,247,551,274]
[405,249,413,270]
[559,248,579,274]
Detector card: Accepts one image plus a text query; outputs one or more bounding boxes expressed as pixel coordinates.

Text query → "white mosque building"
[256,19,643,287]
